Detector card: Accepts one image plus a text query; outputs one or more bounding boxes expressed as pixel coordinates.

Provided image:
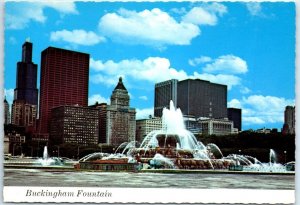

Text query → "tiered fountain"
[129,101,233,169]
[76,101,294,173]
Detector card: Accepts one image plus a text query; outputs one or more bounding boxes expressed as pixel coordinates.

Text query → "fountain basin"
[75,158,139,172]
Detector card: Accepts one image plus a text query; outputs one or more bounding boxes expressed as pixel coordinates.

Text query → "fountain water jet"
[37,146,63,166]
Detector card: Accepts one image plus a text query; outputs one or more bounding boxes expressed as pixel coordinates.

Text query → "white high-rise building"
[284,106,295,134]
[106,77,136,146]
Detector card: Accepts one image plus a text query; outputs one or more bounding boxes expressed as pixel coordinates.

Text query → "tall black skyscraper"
[14,41,38,106]
[154,79,178,117]
[177,79,227,119]
[154,79,227,119]
[227,108,242,131]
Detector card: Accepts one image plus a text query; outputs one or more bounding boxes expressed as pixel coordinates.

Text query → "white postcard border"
[3,186,295,204]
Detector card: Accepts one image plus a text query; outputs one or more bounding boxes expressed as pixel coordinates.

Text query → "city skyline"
[4,2,295,130]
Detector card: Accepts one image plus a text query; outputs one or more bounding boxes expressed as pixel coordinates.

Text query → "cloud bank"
[228,95,294,126]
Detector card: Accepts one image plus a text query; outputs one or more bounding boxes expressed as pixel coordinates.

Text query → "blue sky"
[4,1,295,131]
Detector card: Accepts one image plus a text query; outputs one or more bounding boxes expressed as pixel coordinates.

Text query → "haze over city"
[4,1,295,130]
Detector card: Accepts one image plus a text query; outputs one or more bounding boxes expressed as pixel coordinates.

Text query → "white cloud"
[136,108,154,120]
[246,2,263,16]
[90,58,105,71]
[228,95,294,126]
[39,1,78,14]
[189,54,248,91]
[139,96,148,101]
[90,74,118,87]
[182,7,218,26]
[205,2,228,16]
[90,55,246,90]
[170,7,187,15]
[90,57,188,85]
[98,8,200,46]
[182,3,227,26]
[4,89,14,105]
[189,56,212,66]
[192,72,241,90]
[50,29,105,46]
[240,86,251,94]
[6,2,77,30]
[88,94,110,105]
[244,116,266,125]
[228,99,242,108]
[202,55,248,74]
[243,95,292,112]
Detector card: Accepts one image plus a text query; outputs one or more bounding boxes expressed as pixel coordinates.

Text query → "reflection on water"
[4,169,294,190]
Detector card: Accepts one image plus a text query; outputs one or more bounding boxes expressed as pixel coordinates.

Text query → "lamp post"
[284,151,287,163]
[238,150,241,155]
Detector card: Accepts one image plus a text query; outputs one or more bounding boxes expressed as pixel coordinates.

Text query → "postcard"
[2,0,297,204]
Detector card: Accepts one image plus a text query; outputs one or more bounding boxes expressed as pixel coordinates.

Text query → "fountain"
[76,101,294,173]
[76,101,233,171]
[37,146,63,166]
[4,146,76,168]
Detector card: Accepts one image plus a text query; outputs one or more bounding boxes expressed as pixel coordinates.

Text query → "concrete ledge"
[4,165,75,171]
[140,169,295,175]
[4,165,295,175]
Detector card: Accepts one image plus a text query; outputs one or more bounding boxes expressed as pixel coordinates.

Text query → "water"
[270,149,276,163]
[4,168,294,189]
[140,101,202,151]
[150,153,175,168]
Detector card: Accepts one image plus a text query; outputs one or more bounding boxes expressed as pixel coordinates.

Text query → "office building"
[106,77,136,146]
[38,47,89,134]
[177,79,227,119]
[283,106,295,134]
[154,79,227,119]
[183,115,201,134]
[11,41,38,129]
[4,98,10,124]
[90,102,108,144]
[199,118,233,136]
[154,79,178,117]
[227,108,242,131]
[136,117,162,142]
[13,41,38,106]
[49,105,99,146]
[11,99,37,127]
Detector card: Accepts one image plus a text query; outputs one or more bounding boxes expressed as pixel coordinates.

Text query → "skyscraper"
[154,79,227,119]
[11,99,37,127]
[154,79,178,117]
[13,41,38,106]
[4,97,10,124]
[283,106,295,134]
[106,77,136,146]
[227,108,242,131]
[89,102,108,144]
[50,105,99,146]
[11,41,38,127]
[38,47,89,134]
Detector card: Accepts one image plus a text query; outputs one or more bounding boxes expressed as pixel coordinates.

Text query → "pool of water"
[4,168,295,189]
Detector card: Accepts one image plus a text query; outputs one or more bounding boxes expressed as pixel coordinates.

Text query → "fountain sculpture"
[76,101,294,173]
